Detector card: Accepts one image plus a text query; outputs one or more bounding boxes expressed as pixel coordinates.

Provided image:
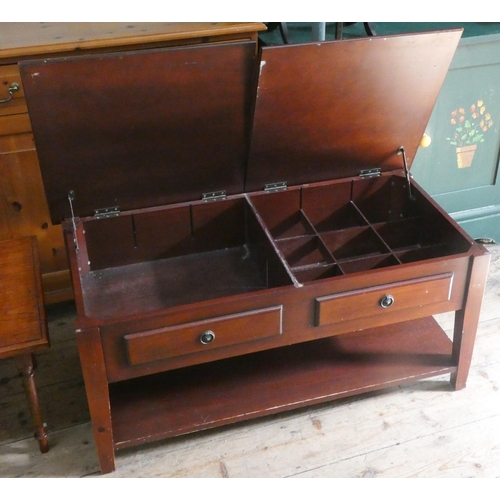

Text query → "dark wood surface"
[315,273,454,327]
[247,30,463,191]
[0,236,49,453]
[75,326,115,474]
[124,306,283,365]
[451,249,491,389]
[19,42,257,223]
[81,247,271,319]
[109,317,455,449]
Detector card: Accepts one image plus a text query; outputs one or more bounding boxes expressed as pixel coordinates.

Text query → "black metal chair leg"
[279,22,291,44]
[364,22,377,36]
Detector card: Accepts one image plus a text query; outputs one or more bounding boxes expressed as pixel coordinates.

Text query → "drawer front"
[0,237,48,355]
[0,113,32,136]
[0,64,26,117]
[124,305,283,365]
[315,273,453,327]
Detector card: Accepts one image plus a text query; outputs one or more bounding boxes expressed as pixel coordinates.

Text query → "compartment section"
[320,227,390,261]
[276,236,334,270]
[124,305,283,365]
[373,216,472,263]
[301,182,367,232]
[249,175,473,284]
[338,254,400,274]
[79,197,294,319]
[352,175,420,224]
[396,244,467,264]
[293,264,343,283]
[249,189,315,239]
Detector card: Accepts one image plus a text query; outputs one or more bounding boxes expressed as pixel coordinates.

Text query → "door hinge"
[202,190,227,202]
[264,181,287,192]
[359,168,381,178]
[94,206,121,218]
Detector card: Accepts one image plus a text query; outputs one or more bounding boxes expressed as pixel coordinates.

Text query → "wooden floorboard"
[1,244,499,478]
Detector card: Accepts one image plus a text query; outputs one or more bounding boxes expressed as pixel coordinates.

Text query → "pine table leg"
[15,353,49,453]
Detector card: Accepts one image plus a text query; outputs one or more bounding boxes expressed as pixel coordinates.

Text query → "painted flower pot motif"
[456,144,477,169]
[446,100,493,169]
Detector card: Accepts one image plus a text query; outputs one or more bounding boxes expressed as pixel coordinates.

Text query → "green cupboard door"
[412,34,500,242]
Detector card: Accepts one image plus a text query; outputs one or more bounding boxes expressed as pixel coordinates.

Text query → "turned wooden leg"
[15,353,49,453]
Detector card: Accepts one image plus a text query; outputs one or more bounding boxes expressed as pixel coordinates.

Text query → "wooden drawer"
[315,273,454,327]
[124,305,283,365]
[0,64,26,117]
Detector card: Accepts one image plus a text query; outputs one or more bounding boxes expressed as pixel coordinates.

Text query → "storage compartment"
[352,175,420,223]
[276,235,334,269]
[320,227,389,261]
[338,254,400,275]
[79,198,294,319]
[249,176,473,284]
[79,170,473,320]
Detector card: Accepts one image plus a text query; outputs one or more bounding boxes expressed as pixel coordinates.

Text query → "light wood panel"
[0,23,266,63]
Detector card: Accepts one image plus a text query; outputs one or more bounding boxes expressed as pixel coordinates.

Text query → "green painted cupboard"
[411,33,500,242]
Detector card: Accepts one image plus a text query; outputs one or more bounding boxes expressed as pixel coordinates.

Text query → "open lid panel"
[21,30,462,224]
[246,29,462,191]
[19,41,256,223]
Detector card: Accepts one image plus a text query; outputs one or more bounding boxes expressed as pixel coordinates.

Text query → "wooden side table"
[0,236,49,453]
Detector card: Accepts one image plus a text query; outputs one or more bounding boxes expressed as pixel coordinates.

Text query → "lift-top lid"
[19,41,256,223]
[246,29,462,191]
[21,30,462,223]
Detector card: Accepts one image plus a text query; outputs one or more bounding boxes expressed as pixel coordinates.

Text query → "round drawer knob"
[199,330,215,345]
[379,294,395,308]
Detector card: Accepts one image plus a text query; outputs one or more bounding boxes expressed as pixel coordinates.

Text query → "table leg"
[451,251,490,390]
[15,353,49,453]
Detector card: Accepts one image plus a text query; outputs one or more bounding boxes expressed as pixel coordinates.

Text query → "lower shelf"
[109,316,456,449]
